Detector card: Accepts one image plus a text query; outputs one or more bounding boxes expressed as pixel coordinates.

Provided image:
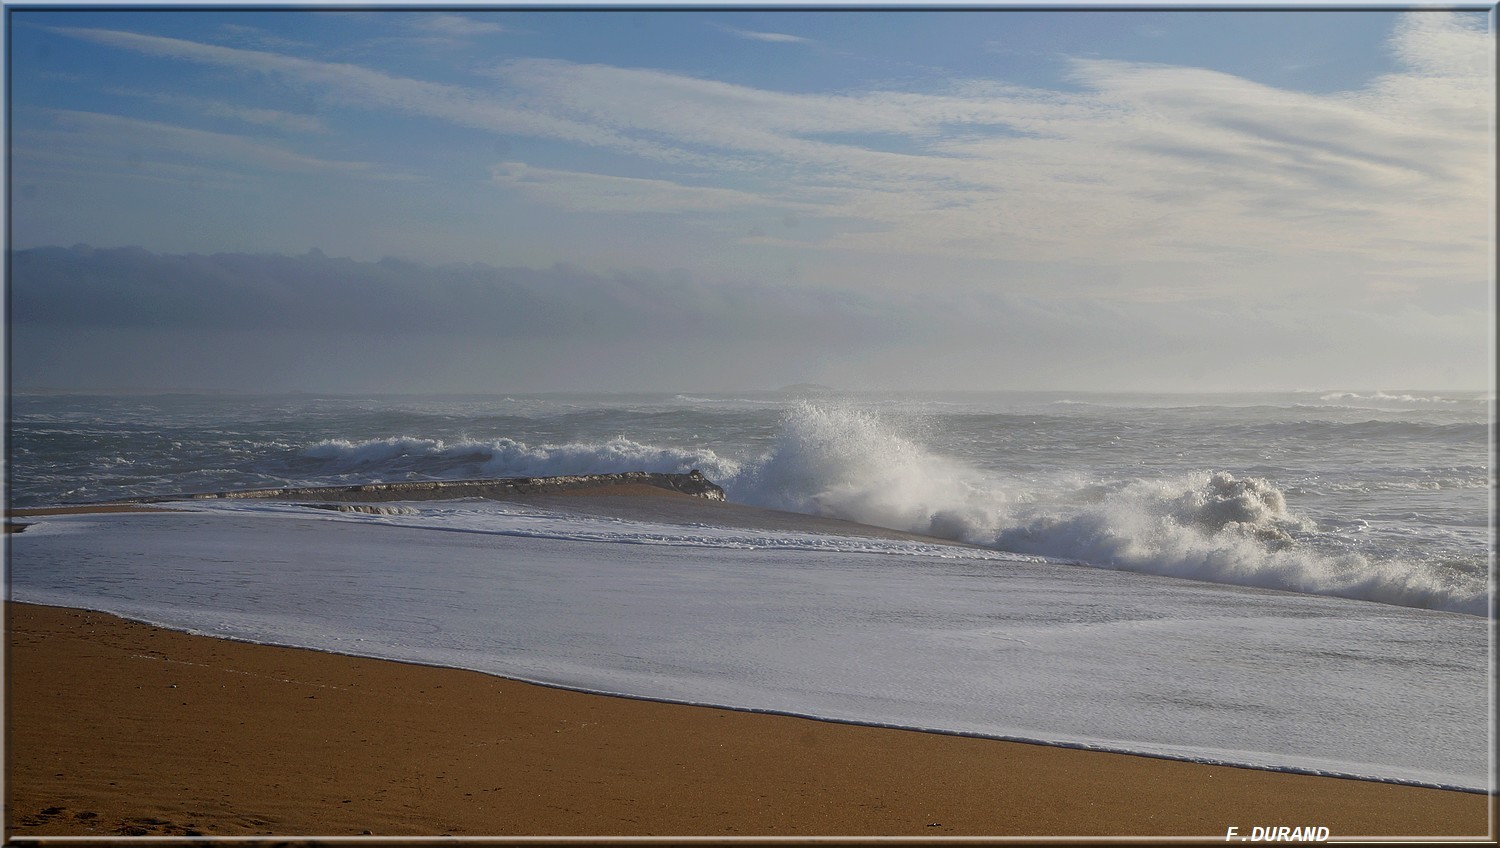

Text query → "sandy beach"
[5,600,1490,840]
[10,1,1493,838]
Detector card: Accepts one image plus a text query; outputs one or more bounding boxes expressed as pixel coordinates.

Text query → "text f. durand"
[1225,825,1330,842]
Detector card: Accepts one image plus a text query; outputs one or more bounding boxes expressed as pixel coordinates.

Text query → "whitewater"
[5,390,1493,789]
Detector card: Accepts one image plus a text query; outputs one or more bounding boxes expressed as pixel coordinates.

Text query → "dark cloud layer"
[7,246,1485,393]
[8,245,993,392]
[11,245,901,341]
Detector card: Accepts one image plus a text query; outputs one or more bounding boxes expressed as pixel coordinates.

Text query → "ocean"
[5,389,1493,790]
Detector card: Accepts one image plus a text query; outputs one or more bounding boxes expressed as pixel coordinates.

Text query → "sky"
[5,7,1495,394]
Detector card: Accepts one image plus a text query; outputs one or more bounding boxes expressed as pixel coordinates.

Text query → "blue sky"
[5,8,1494,393]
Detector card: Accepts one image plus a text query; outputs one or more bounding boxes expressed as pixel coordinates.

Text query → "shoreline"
[6,600,1491,839]
[22,599,1485,797]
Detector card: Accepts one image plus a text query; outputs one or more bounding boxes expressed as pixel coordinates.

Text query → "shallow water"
[8,500,1489,790]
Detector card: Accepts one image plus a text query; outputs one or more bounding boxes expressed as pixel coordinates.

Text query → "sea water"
[4,390,1493,790]
[9,390,1490,615]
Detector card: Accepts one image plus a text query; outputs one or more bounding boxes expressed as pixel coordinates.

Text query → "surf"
[722,403,1489,617]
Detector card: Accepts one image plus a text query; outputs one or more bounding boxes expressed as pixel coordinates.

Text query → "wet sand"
[6,601,1490,839]
[6,504,182,535]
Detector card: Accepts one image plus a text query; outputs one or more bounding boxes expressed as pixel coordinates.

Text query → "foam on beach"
[7,502,1488,791]
[10,602,1485,839]
[181,497,1029,561]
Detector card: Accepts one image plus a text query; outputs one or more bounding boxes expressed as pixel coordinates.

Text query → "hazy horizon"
[8,375,1488,399]
[6,9,1494,395]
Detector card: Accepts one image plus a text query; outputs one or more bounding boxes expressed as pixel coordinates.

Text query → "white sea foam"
[726,403,1007,538]
[1318,391,1459,405]
[186,498,1025,561]
[722,405,1490,616]
[330,503,421,516]
[987,473,1490,616]
[8,508,1487,790]
[300,434,742,483]
[285,402,1488,615]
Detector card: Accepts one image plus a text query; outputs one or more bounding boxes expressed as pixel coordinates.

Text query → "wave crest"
[1166,471,1312,543]
[288,403,1486,616]
[296,435,741,484]
[1318,391,1458,404]
[736,405,1487,616]
[728,403,1005,539]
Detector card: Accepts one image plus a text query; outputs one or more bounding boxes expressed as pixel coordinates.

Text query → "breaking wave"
[291,403,1489,616]
[738,405,1489,617]
[296,435,742,484]
[1318,391,1458,405]
[727,403,1007,539]
[984,473,1488,616]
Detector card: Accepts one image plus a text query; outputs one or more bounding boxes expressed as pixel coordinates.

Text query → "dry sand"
[6,601,1490,840]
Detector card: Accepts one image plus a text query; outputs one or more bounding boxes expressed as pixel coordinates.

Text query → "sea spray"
[285,402,1488,615]
[725,402,1007,539]
[727,404,1490,616]
[287,402,1488,615]
[989,472,1489,616]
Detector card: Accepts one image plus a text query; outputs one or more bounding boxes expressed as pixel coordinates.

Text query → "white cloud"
[47,13,1493,301]
[484,13,1490,289]
[49,26,712,168]
[213,23,314,52]
[411,14,506,37]
[44,109,384,177]
[11,142,259,192]
[713,24,811,44]
[1386,11,1493,81]
[489,162,802,214]
[106,88,328,133]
